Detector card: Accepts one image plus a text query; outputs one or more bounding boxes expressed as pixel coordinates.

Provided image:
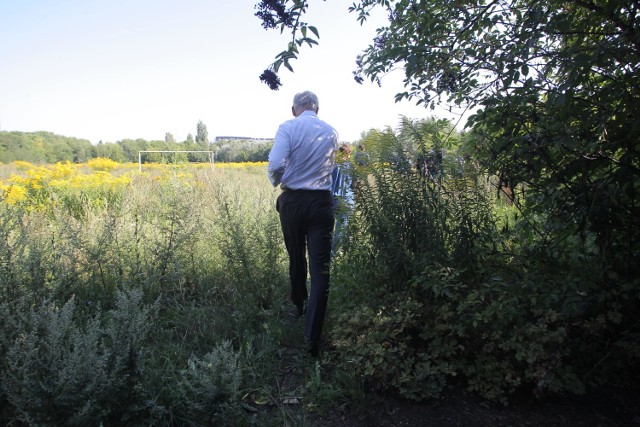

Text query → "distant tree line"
[0,121,275,164]
[210,138,273,163]
[0,131,94,164]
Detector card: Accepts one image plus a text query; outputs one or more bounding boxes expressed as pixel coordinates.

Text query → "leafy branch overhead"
[255,0,321,90]
[254,0,640,232]
[256,0,640,114]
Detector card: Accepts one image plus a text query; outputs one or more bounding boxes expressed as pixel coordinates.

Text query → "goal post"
[138,150,215,172]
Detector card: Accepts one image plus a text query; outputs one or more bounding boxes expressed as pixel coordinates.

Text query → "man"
[354,143,370,167]
[331,145,354,255]
[268,91,339,357]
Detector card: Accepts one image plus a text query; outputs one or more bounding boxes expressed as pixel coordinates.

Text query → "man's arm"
[268,165,285,187]
[267,125,290,187]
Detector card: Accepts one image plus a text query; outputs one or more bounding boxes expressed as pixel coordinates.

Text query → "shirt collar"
[299,110,317,117]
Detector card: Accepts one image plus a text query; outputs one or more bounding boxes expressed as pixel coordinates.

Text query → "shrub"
[328,118,638,403]
[331,294,457,401]
[2,289,157,426]
[177,340,244,425]
[87,157,119,172]
[0,162,290,424]
[11,160,35,171]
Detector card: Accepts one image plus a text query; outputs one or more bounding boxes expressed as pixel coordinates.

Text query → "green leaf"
[284,59,294,72]
[308,25,320,39]
[554,93,566,107]
[241,403,258,413]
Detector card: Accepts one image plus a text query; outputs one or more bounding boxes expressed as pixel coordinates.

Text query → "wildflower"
[4,185,28,205]
[87,157,119,172]
[12,160,35,171]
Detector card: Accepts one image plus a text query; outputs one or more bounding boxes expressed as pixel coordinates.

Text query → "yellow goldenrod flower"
[87,157,119,172]
[4,184,28,205]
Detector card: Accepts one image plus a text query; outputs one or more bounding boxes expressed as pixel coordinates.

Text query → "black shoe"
[292,300,307,318]
[288,306,303,318]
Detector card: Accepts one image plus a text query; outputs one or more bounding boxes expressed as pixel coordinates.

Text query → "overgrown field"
[0,160,300,426]
[0,140,638,426]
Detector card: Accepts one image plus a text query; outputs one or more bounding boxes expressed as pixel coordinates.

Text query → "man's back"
[268,110,338,190]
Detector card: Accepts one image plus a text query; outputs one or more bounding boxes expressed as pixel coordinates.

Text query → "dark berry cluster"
[353,55,364,84]
[255,0,294,30]
[374,35,388,50]
[353,71,364,84]
[259,69,282,90]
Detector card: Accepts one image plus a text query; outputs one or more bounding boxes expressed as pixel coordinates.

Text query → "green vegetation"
[324,118,637,406]
[212,138,274,163]
[0,164,293,426]
[256,0,640,406]
[0,127,274,165]
[1,0,638,422]
[1,114,637,424]
[259,0,640,285]
[0,131,94,164]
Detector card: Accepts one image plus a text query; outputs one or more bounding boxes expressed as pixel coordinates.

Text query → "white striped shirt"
[267,110,339,190]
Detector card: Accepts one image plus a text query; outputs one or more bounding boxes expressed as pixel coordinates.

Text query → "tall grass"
[0,162,296,426]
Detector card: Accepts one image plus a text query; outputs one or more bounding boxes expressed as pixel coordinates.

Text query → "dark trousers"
[277,189,334,346]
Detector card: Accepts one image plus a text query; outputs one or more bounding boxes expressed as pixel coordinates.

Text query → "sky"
[0,0,465,144]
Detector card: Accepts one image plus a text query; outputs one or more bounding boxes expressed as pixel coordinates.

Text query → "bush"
[329,119,639,403]
[0,163,289,425]
[87,157,119,172]
[331,294,456,401]
[2,289,157,426]
[177,340,244,425]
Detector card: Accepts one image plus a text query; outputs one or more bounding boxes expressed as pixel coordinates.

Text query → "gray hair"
[292,91,319,114]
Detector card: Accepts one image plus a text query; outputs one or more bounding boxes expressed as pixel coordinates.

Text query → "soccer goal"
[138,150,215,172]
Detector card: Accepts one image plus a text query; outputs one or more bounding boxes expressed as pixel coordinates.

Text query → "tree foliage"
[196,120,209,149]
[255,0,322,89]
[0,131,93,164]
[257,0,640,277]
[0,120,251,164]
[164,132,175,144]
[257,0,640,400]
[211,138,273,163]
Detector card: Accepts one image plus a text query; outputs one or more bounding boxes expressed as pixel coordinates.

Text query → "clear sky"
[1,0,463,144]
